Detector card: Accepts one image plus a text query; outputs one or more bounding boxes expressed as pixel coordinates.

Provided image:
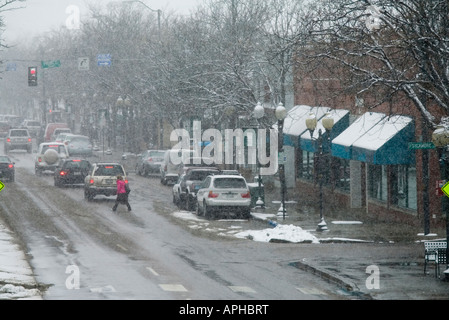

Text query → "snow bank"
[234,224,320,243]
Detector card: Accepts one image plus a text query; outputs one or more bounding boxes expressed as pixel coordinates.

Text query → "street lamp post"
[254,102,265,209]
[275,102,287,220]
[431,117,449,275]
[306,111,334,232]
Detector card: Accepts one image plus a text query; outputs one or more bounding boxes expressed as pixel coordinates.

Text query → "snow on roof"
[300,109,350,140]
[282,105,330,136]
[352,115,413,151]
[332,112,385,147]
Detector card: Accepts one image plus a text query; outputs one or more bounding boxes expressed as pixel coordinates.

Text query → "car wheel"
[241,208,251,219]
[27,147,32,153]
[173,193,178,206]
[35,168,41,176]
[204,201,213,219]
[161,178,167,185]
[84,188,94,201]
[9,174,14,182]
[187,194,196,211]
[196,202,202,216]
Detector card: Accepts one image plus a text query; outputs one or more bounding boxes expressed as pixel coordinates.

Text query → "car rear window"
[213,178,247,189]
[188,171,218,181]
[94,165,124,176]
[149,151,165,158]
[0,156,10,162]
[27,121,40,126]
[64,160,90,169]
[11,130,29,136]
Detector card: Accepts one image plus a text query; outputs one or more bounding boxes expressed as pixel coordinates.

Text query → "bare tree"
[301,0,449,127]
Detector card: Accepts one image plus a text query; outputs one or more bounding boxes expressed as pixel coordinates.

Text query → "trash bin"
[247,181,265,208]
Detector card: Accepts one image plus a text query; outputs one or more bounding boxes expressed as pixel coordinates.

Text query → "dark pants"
[112,193,131,211]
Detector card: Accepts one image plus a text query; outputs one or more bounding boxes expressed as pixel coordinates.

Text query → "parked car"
[196,175,252,219]
[136,149,165,176]
[4,128,32,153]
[0,121,11,138]
[0,155,15,182]
[160,149,196,185]
[21,119,41,137]
[54,158,91,187]
[84,162,127,201]
[173,167,220,210]
[64,135,93,157]
[34,142,70,175]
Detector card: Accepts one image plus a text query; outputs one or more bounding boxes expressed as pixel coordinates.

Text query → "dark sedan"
[54,158,91,187]
[0,155,15,182]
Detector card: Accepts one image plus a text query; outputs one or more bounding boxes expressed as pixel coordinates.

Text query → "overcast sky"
[2,0,202,44]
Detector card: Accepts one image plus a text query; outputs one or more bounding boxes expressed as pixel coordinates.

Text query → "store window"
[367,164,417,210]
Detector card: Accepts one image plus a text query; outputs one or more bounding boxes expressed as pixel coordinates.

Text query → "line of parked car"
[147,148,253,219]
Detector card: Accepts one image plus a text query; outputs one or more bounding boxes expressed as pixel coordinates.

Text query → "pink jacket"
[117,179,126,194]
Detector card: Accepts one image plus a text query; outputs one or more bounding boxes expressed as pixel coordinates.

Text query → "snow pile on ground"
[234,224,320,244]
[0,223,42,300]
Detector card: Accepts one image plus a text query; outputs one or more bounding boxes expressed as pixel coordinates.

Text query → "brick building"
[287,66,447,231]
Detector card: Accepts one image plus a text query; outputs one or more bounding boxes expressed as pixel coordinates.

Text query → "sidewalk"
[257,184,449,300]
[0,221,42,299]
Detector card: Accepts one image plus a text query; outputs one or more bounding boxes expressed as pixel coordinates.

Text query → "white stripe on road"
[146,267,159,276]
[159,284,188,292]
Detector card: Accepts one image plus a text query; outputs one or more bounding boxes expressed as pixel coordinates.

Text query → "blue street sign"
[97,54,111,66]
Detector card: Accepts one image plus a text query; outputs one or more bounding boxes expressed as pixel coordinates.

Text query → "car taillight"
[38,157,42,163]
[6,138,10,143]
[89,179,94,184]
[125,179,128,183]
[8,164,13,169]
[147,157,153,161]
[208,191,219,198]
[241,192,251,198]
[28,138,31,142]
[60,171,67,176]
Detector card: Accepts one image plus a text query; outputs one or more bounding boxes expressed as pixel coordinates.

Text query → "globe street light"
[254,102,265,209]
[306,111,334,232]
[275,102,287,220]
[431,117,449,276]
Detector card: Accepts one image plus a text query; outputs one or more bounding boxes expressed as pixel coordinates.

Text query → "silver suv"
[35,142,70,175]
[84,163,127,201]
[5,129,32,153]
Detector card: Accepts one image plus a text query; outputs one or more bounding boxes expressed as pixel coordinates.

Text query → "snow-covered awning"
[281,105,332,147]
[332,112,415,165]
[300,109,350,153]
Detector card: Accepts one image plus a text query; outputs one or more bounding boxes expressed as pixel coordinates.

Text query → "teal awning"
[332,112,385,160]
[332,112,415,165]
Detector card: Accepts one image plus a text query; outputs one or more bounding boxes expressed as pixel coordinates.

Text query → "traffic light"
[28,67,37,86]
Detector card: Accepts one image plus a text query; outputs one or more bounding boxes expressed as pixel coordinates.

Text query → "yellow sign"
[0,181,4,191]
[442,181,449,197]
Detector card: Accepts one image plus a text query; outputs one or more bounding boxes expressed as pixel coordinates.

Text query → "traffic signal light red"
[28,67,37,86]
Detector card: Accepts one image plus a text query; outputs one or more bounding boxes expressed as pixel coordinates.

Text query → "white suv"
[84,163,127,201]
[35,142,69,175]
[196,175,251,219]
